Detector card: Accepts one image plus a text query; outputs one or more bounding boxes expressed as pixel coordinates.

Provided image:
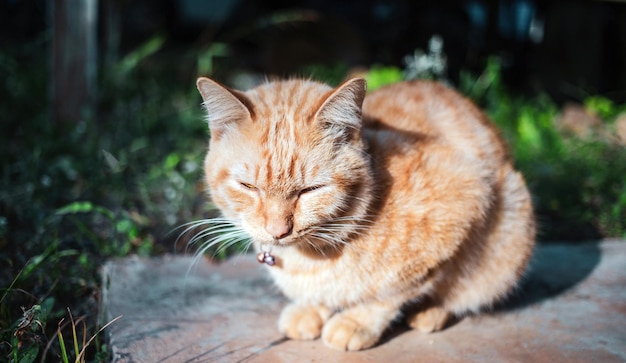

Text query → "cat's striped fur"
[195,77,535,351]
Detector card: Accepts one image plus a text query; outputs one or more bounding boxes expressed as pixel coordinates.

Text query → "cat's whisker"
[187,225,237,245]
[240,239,255,255]
[331,214,375,222]
[309,231,357,253]
[313,221,372,240]
[175,218,237,245]
[192,224,243,241]
[175,217,235,232]
[174,219,215,249]
[187,234,249,275]
[328,210,375,224]
[194,232,235,254]
[195,230,249,255]
[303,236,328,257]
[180,218,251,266]
[317,223,370,233]
[186,226,242,254]
[215,239,242,256]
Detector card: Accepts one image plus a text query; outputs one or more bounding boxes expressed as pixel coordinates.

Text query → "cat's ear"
[196,77,253,138]
[314,78,367,137]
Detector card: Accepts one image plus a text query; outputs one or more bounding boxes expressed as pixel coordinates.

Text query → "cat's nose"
[265,220,293,240]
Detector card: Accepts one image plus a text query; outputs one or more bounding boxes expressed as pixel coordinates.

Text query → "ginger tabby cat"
[194,77,535,351]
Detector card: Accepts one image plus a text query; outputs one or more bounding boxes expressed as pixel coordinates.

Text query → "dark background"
[2,0,625,103]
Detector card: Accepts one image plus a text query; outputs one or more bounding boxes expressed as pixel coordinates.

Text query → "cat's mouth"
[266,236,301,247]
[258,228,311,247]
[257,222,347,249]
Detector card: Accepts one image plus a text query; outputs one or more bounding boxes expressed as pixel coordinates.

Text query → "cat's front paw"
[278,304,330,340]
[321,315,380,351]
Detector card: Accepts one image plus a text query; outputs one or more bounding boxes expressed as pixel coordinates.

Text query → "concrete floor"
[101,240,626,362]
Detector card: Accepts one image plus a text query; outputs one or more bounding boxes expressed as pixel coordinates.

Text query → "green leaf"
[54,201,95,215]
[21,245,79,280]
[21,244,56,280]
[197,43,230,76]
[102,149,123,173]
[116,35,165,76]
[517,110,542,151]
[17,345,38,363]
[54,201,115,220]
[39,297,55,322]
[584,96,615,120]
[164,153,181,171]
[365,66,404,91]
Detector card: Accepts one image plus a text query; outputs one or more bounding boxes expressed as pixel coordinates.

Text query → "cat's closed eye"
[239,182,258,191]
[299,185,325,196]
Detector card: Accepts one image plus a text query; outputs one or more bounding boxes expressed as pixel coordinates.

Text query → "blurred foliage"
[458,58,626,241]
[0,35,208,362]
[364,65,404,91]
[1,27,625,362]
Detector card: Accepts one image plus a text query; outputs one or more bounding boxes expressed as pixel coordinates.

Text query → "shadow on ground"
[500,241,602,311]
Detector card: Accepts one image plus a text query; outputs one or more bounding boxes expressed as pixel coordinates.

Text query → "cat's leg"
[321,300,400,351]
[408,168,534,333]
[406,305,450,333]
[278,303,333,340]
[445,169,534,314]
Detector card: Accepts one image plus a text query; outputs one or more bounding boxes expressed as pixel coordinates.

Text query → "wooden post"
[102,0,122,68]
[51,0,98,123]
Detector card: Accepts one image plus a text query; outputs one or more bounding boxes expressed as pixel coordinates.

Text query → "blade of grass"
[79,319,87,363]
[67,308,80,362]
[57,319,69,363]
[77,315,123,361]
[0,265,24,305]
[43,312,85,363]
[12,335,18,363]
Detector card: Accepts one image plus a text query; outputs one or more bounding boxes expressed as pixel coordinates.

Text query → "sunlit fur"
[194,77,535,351]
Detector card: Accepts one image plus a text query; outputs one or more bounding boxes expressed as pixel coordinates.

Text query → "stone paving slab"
[100,240,626,362]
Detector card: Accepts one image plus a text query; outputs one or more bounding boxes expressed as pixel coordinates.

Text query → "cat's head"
[196,77,373,252]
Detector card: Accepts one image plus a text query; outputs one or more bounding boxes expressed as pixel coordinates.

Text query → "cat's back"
[362,80,509,166]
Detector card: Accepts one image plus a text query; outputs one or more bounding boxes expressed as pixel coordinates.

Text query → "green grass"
[1,37,625,362]
[0,36,209,362]
[457,58,626,241]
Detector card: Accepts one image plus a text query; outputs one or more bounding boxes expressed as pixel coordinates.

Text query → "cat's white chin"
[254,239,296,250]
[253,229,312,249]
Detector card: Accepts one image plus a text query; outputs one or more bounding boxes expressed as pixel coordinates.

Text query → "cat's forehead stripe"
[231,80,337,191]
[310,164,320,179]
[250,80,330,120]
[286,153,297,179]
[265,154,274,183]
[299,161,307,182]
